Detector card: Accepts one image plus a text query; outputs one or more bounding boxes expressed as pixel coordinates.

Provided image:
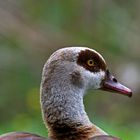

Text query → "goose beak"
[101,70,132,97]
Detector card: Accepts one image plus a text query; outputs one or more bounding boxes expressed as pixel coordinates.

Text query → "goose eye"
[87,59,94,66]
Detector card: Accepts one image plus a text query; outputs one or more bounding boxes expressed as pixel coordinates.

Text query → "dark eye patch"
[77,49,106,72]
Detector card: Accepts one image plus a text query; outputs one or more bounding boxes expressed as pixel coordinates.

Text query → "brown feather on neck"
[47,121,104,140]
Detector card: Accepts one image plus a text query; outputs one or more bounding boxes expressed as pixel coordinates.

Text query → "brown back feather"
[0,132,49,140]
[90,135,121,140]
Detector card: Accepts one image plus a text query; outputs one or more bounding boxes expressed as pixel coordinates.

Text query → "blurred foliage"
[0,0,140,140]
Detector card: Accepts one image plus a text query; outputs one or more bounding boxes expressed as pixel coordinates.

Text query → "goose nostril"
[113,78,117,83]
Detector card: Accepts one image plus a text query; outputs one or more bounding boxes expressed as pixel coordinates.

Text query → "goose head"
[40,47,132,140]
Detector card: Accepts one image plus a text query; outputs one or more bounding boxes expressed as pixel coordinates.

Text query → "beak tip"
[128,91,132,98]
[124,87,132,97]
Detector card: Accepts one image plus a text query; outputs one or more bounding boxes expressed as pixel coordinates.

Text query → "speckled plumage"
[40,47,107,140]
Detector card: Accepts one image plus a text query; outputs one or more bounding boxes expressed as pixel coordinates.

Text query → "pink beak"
[101,70,132,97]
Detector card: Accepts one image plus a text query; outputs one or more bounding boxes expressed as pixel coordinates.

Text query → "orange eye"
[87,59,94,66]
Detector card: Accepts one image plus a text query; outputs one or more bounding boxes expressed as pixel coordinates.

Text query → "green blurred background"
[0,0,140,140]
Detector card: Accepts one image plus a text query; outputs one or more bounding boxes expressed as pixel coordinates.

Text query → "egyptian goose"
[0,47,132,140]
